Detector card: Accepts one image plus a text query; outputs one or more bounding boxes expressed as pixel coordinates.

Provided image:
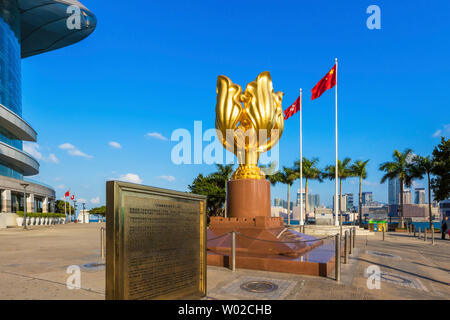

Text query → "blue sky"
[21,0,450,208]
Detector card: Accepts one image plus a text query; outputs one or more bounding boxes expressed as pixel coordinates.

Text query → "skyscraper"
[362,192,373,206]
[296,189,320,212]
[402,189,412,204]
[414,188,425,204]
[346,193,354,211]
[388,178,401,205]
[333,194,350,212]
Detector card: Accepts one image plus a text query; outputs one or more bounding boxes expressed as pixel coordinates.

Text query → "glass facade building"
[0,1,95,181]
[0,2,23,179]
[0,1,95,220]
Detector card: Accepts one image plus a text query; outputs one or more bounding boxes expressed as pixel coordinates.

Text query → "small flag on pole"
[71,195,75,201]
[284,96,301,120]
[65,191,70,197]
[311,64,336,100]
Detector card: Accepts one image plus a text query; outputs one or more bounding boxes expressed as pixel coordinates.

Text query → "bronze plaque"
[106,181,207,300]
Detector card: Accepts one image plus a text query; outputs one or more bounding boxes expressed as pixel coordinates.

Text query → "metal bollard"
[344,231,349,264]
[413,225,416,237]
[100,227,105,259]
[335,233,341,282]
[431,225,435,245]
[352,227,356,249]
[231,231,236,272]
[382,226,385,241]
[424,228,427,242]
[349,229,353,255]
[418,227,421,239]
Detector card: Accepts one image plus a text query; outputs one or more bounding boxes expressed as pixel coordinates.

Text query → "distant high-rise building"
[333,194,352,212]
[362,192,373,206]
[274,198,284,207]
[273,198,293,210]
[388,178,402,205]
[402,189,412,204]
[346,193,354,210]
[296,189,320,212]
[414,188,425,204]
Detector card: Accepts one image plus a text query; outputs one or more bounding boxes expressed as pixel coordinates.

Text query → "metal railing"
[207,228,357,282]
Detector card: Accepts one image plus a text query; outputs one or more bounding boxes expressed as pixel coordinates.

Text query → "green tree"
[267,166,297,225]
[379,149,415,228]
[411,155,435,229]
[351,160,370,227]
[55,200,74,215]
[431,137,450,202]
[90,205,106,222]
[188,164,233,219]
[293,157,323,223]
[325,157,354,227]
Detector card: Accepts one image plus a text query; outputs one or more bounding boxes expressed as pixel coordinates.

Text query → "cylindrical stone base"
[227,179,271,219]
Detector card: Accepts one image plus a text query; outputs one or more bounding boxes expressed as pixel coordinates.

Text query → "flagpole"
[334,58,339,227]
[64,196,67,222]
[299,89,304,227]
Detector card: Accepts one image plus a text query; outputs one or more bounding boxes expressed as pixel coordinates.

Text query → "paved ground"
[0,224,448,300]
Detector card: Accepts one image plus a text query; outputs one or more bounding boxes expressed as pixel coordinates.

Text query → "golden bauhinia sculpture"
[215,71,284,180]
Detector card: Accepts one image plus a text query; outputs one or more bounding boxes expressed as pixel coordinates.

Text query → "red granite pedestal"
[207,179,336,277]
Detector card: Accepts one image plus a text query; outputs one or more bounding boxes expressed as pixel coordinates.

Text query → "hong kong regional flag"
[311,64,336,100]
[283,96,301,120]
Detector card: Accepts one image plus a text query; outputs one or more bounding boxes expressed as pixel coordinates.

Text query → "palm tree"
[351,160,369,227]
[379,149,415,229]
[265,166,297,225]
[325,157,354,228]
[293,157,323,223]
[411,155,435,229]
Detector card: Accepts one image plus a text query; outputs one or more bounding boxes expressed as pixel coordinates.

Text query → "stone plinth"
[226,179,270,219]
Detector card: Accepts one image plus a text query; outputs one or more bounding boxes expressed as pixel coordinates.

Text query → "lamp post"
[73,200,77,223]
[82,202,86,223]
[20,183,29,230]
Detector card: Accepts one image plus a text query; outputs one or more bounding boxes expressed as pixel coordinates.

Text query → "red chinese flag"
[283,96,301,120]
[65,191,70,197]
[311,64,336,100]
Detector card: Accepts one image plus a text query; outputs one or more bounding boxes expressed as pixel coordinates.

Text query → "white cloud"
[109,141,122,149]
[55,184,66,190]
[433,124,450,138]
[146,132,168,141]
[59,143,75,150]
[362,181,379,187]
[90,197,101,205]
[59,143,93,159]
[48,153,59,164]
[77,198,87,203]
[23,143,59,163]
[119,173,143,184]
[158,175,176,182]
[23,142,43,160]
[432,129,442,138]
